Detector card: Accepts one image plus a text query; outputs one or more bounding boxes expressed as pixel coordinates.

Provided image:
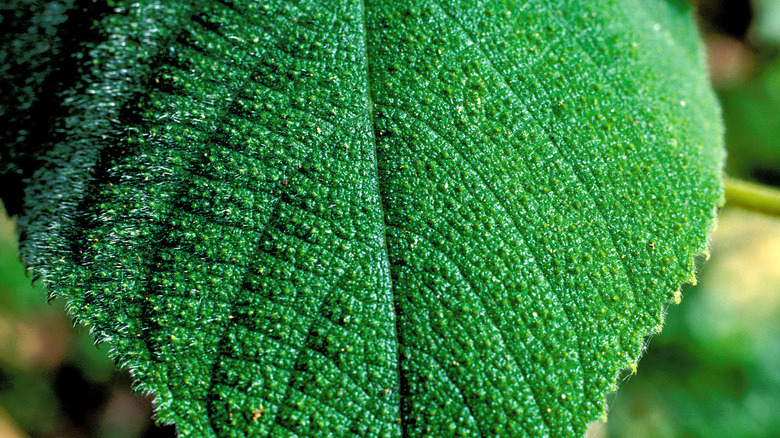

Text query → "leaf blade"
[370,0,721,435]
[4,0,723,436]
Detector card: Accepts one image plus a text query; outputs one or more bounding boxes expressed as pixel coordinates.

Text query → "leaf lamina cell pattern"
[4,0,723,436]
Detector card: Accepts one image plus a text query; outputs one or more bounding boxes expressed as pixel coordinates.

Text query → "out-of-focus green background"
[1,0,779,437]
[0,212,175,438]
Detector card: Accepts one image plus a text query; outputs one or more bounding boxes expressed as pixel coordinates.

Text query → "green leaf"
[2,0,723,436]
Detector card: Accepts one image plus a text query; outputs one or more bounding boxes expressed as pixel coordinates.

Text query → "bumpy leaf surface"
[2,0,723,436]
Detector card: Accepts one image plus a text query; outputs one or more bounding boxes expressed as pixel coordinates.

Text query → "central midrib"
[357,0,407,436]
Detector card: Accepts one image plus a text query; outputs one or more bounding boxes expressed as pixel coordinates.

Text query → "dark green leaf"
[1,0,723,436]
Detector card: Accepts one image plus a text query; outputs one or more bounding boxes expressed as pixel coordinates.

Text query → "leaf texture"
[2,0,723,436]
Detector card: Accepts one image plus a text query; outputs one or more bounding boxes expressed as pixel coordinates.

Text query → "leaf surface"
[3,0,723,436]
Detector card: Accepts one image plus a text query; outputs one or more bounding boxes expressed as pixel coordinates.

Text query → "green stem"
[724,177,780,217]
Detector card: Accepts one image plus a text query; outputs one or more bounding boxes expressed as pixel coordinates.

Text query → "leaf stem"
[724,177,780,217]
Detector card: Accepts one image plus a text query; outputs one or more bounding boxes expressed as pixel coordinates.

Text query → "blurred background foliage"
[1,0,779,437]
[0,214,176,437]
